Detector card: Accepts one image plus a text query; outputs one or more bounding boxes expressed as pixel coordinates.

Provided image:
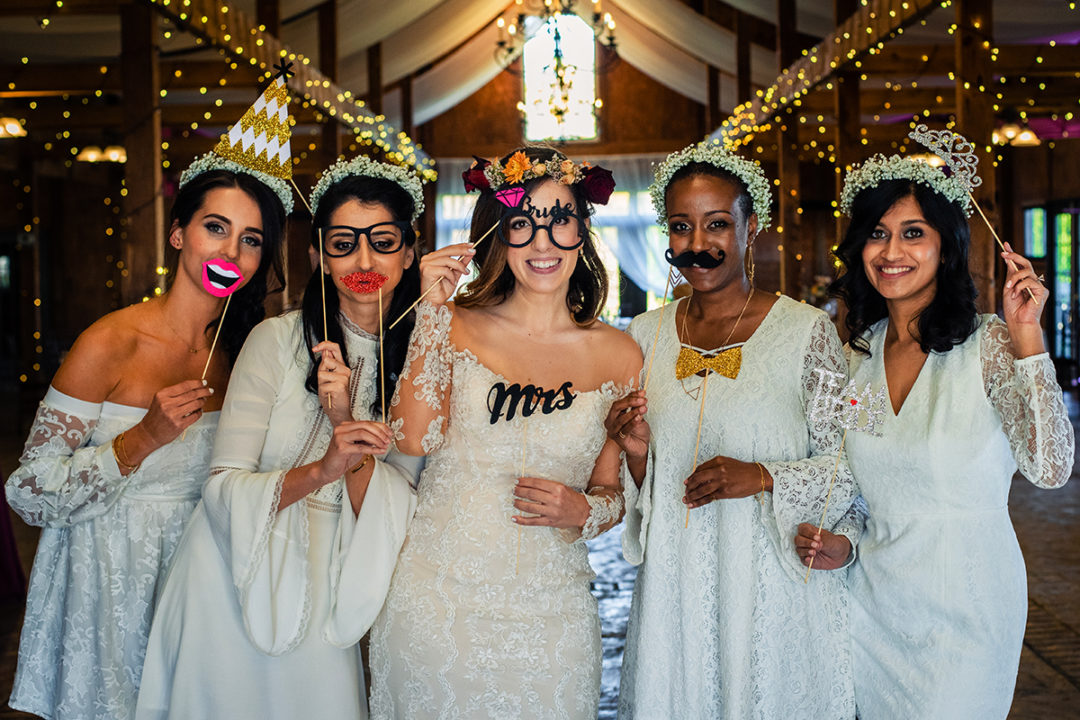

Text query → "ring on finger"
[617,430,627,438]
[1037,273,1046,283]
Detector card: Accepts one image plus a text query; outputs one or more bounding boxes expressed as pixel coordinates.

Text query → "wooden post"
[706,66,720,131]
[256,0,279,34]
[776,0,800,297]
[833,0,860,243]
[318,0,342,165]
[955,0,996,312]
[401,73,415,141]
[367,43,382,116]
[735,10,751,103]
[120,2,162,305]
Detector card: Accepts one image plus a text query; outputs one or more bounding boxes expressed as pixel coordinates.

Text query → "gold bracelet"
[755,462,766,506]
[112,432,140,474]
[349,454,372,474]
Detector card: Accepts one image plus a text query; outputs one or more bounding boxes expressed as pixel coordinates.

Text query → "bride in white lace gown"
[800,162,1075,718]
[136,161,424,719]
[5,169,287,720]
[611,145,856,719]
[369,148,637,719]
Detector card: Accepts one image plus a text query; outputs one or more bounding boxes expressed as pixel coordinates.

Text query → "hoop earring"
[745,243,756,287]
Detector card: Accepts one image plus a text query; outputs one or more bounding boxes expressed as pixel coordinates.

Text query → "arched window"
[521,13,598,142]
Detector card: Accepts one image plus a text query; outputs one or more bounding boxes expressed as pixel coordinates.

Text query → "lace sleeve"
[5,388,128,528]
[761,313,856,581]
[390,301,453,456]
[981,318,1074,488]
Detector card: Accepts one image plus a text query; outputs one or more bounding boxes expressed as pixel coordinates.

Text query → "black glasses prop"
[321,222,411,257]
[497,208,587,251]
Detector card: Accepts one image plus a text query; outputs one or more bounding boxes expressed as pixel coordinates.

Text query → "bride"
[368,146,638,719]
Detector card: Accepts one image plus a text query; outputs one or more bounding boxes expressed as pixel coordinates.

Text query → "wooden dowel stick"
[183,293,231,441]
[685,370,710,529]
[288,178,312,213]
[200,293,231,382]
[968,192,1038,305]
[804,428,849,583]
[318,227,332,411]
[378,287,386,424]
[386,219,498,331]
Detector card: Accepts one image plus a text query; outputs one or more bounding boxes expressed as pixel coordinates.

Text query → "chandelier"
[495,0,617,69]
[496,1,617,139]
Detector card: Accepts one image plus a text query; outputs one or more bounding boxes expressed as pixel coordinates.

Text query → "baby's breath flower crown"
[650,140,773,232]
[840,125,981,217]
[179,153,295,216]
[310,154,426,222]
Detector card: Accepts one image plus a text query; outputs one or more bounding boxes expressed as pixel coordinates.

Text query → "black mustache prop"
[665,248,725,268]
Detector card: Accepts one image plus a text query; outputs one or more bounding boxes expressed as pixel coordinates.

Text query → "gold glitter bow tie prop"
[675,346,742,381]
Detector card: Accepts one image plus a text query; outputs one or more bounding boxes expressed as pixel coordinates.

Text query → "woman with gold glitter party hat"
[5,73,290,720]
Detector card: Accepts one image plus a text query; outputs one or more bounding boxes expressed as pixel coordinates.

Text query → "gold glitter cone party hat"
[213,70,293,181]
[178,63,296,214]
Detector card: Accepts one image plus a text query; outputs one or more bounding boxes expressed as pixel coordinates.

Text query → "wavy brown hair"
[455,146,608,326]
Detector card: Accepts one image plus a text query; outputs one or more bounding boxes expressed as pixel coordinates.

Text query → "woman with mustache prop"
[5,76,290,720]
[368,146,639,719]
[135,155,424,720]
[607,141,858,719]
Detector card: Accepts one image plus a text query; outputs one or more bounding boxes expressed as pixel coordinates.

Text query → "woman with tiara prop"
[608,141,857,719]
[135,148,426,719]
[5,72,289,720]
[368,146,637,719]
[798,126,1074,718]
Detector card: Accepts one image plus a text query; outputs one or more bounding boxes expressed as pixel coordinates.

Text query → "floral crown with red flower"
[462,150,615,206]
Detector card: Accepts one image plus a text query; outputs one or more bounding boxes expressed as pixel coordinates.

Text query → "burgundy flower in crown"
[580,165,616,205]
[462,156,492,193]
[469,150,615,206]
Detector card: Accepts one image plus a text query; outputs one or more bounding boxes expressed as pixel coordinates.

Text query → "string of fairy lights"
[707,0,1078,282]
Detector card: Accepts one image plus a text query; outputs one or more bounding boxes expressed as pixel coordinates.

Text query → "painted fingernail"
[202,379,208,386]
[208,387,214,394]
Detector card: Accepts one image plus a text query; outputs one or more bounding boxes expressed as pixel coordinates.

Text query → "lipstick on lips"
[341,271,388,294]
[201,259,245,297]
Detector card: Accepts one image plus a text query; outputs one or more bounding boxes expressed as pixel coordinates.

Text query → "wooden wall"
[416,59,707,159]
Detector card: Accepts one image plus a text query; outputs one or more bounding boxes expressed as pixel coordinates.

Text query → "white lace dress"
[5,389,215,720]
[619,296,856,720]
[135,311,419,720]
[845,315,1074,719]
[369,303,627,720]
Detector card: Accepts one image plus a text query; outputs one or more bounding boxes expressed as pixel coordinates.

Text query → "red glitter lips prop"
[341,271,388,294]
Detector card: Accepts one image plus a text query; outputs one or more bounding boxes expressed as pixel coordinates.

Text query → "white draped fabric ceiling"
[266,0,788,128]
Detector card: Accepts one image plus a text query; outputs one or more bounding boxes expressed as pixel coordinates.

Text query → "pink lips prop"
[341,271,388,294]
[201,259,245,297]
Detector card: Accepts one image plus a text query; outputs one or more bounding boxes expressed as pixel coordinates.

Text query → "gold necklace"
[676,288,754,386]
[159,303,208,354]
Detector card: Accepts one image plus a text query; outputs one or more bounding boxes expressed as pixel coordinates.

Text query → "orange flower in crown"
[502,151,533,184]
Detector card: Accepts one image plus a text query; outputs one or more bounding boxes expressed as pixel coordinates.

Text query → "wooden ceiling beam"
[712,0,952,145]
[143,0,434,177]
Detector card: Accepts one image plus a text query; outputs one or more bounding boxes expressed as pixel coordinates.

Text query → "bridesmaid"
[136,156,424,719]
[797,134,1074,718]
[609,141,857,719]
[5,164,286,720]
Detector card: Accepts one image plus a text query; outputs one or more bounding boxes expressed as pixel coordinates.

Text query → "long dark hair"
[168,169,286,366]
[302,174,421,415]
[831,179,978,355]
[456,146,608,326]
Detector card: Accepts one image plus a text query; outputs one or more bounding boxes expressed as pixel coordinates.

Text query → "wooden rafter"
[141,0,435,179]
[710,0,941,146]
